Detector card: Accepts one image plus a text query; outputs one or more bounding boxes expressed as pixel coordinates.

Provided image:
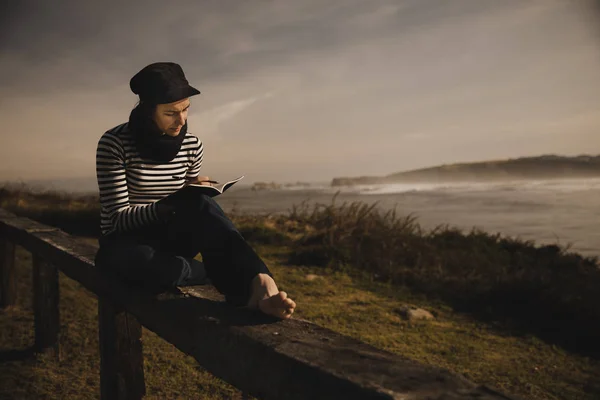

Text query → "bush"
[3,186,600,356]
[268,194,600,356]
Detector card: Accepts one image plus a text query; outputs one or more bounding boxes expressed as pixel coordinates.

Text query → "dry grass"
[234,196,600,358]
[1,185,600,399]
[2,243,599,400]
[0,245,246,400]
[266,248,600,400]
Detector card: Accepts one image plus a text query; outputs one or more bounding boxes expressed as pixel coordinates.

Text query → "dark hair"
[133,101,157,120]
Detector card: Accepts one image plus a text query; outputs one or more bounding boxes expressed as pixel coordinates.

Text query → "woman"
[94,62,295,319]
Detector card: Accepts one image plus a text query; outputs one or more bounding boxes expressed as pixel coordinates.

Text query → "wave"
[280,178,600,195]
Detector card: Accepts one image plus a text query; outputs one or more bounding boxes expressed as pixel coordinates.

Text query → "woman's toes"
[257,292,296,319]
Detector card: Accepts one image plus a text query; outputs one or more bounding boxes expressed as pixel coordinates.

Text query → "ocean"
[214,178,600,259]
[15,176,598,258]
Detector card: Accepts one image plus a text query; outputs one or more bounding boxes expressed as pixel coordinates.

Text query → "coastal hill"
[331,154,600,186]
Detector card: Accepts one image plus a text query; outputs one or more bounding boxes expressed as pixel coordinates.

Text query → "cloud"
[192,91,275,136]
[1,0,600,182]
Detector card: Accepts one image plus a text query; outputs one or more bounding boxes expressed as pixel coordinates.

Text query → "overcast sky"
[1,0,600,183]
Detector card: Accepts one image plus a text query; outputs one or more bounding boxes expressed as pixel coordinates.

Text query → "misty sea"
[22,176,599,259]
[214,177,600,259]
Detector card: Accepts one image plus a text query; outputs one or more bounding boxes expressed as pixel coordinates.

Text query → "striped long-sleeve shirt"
[96,122,203,236]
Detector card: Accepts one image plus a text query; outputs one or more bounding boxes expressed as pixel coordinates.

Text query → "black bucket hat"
[130,62,201,105]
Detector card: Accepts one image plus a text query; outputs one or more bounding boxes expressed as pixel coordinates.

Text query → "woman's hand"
[186,176,218,186]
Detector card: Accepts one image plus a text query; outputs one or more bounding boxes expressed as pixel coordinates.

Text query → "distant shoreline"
[4,154,600,192]
[331,154,600,186]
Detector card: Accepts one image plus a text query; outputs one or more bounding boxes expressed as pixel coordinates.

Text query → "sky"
[1,0,600,184]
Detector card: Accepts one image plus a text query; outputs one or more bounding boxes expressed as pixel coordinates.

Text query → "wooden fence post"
[98,297,146,400]
[32,254,60,358]
[0,239,16,309]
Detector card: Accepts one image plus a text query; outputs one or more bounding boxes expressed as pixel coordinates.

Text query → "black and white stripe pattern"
[96,123,203,236]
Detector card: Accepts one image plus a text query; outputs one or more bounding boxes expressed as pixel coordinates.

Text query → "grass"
[0,245,244,400]
[1,186,600,399]
[237,197,600,358]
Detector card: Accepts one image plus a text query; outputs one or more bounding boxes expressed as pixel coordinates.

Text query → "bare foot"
[246,273,296,319]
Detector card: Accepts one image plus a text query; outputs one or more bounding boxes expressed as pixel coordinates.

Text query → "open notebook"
[158,176,244,206]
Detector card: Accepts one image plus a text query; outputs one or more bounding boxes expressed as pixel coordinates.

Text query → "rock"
[305,274,320,281]
[395,305,435,321]
[283,181,312,188]
[251,181,282,191]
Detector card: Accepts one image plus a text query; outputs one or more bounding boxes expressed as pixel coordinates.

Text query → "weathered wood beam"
[32,254,60,358]
[0,208,518,400]
[99,297,145,400]
[0,236,16,308]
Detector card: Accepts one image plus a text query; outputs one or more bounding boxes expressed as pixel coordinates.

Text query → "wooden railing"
[0,208,518,399]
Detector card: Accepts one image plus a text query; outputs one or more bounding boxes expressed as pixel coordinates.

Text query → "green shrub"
[2,185,599,356]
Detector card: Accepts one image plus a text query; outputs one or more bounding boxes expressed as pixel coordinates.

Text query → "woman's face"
[153,98,190,137]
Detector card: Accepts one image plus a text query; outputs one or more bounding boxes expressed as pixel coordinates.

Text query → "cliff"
[331,154,600,186]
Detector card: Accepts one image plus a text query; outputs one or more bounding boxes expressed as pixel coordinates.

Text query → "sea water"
[215,178,600,258]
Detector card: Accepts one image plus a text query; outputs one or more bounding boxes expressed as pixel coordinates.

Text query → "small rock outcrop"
[251,181,282,191]
[305,274,320,281]
[395,305,435,321]
[283,181,311,188]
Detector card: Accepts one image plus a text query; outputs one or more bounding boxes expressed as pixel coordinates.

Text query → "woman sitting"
[94,62,295,319]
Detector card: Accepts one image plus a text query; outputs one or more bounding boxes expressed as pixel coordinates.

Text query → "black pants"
[95,194,272,306]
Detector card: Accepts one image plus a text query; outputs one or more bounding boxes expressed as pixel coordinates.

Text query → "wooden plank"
[0,238,16,308]
[99,297,146,400]
[32,254,60,358]
[1,224,104,297]
[134,291,517,400]
[0,208,518,399]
